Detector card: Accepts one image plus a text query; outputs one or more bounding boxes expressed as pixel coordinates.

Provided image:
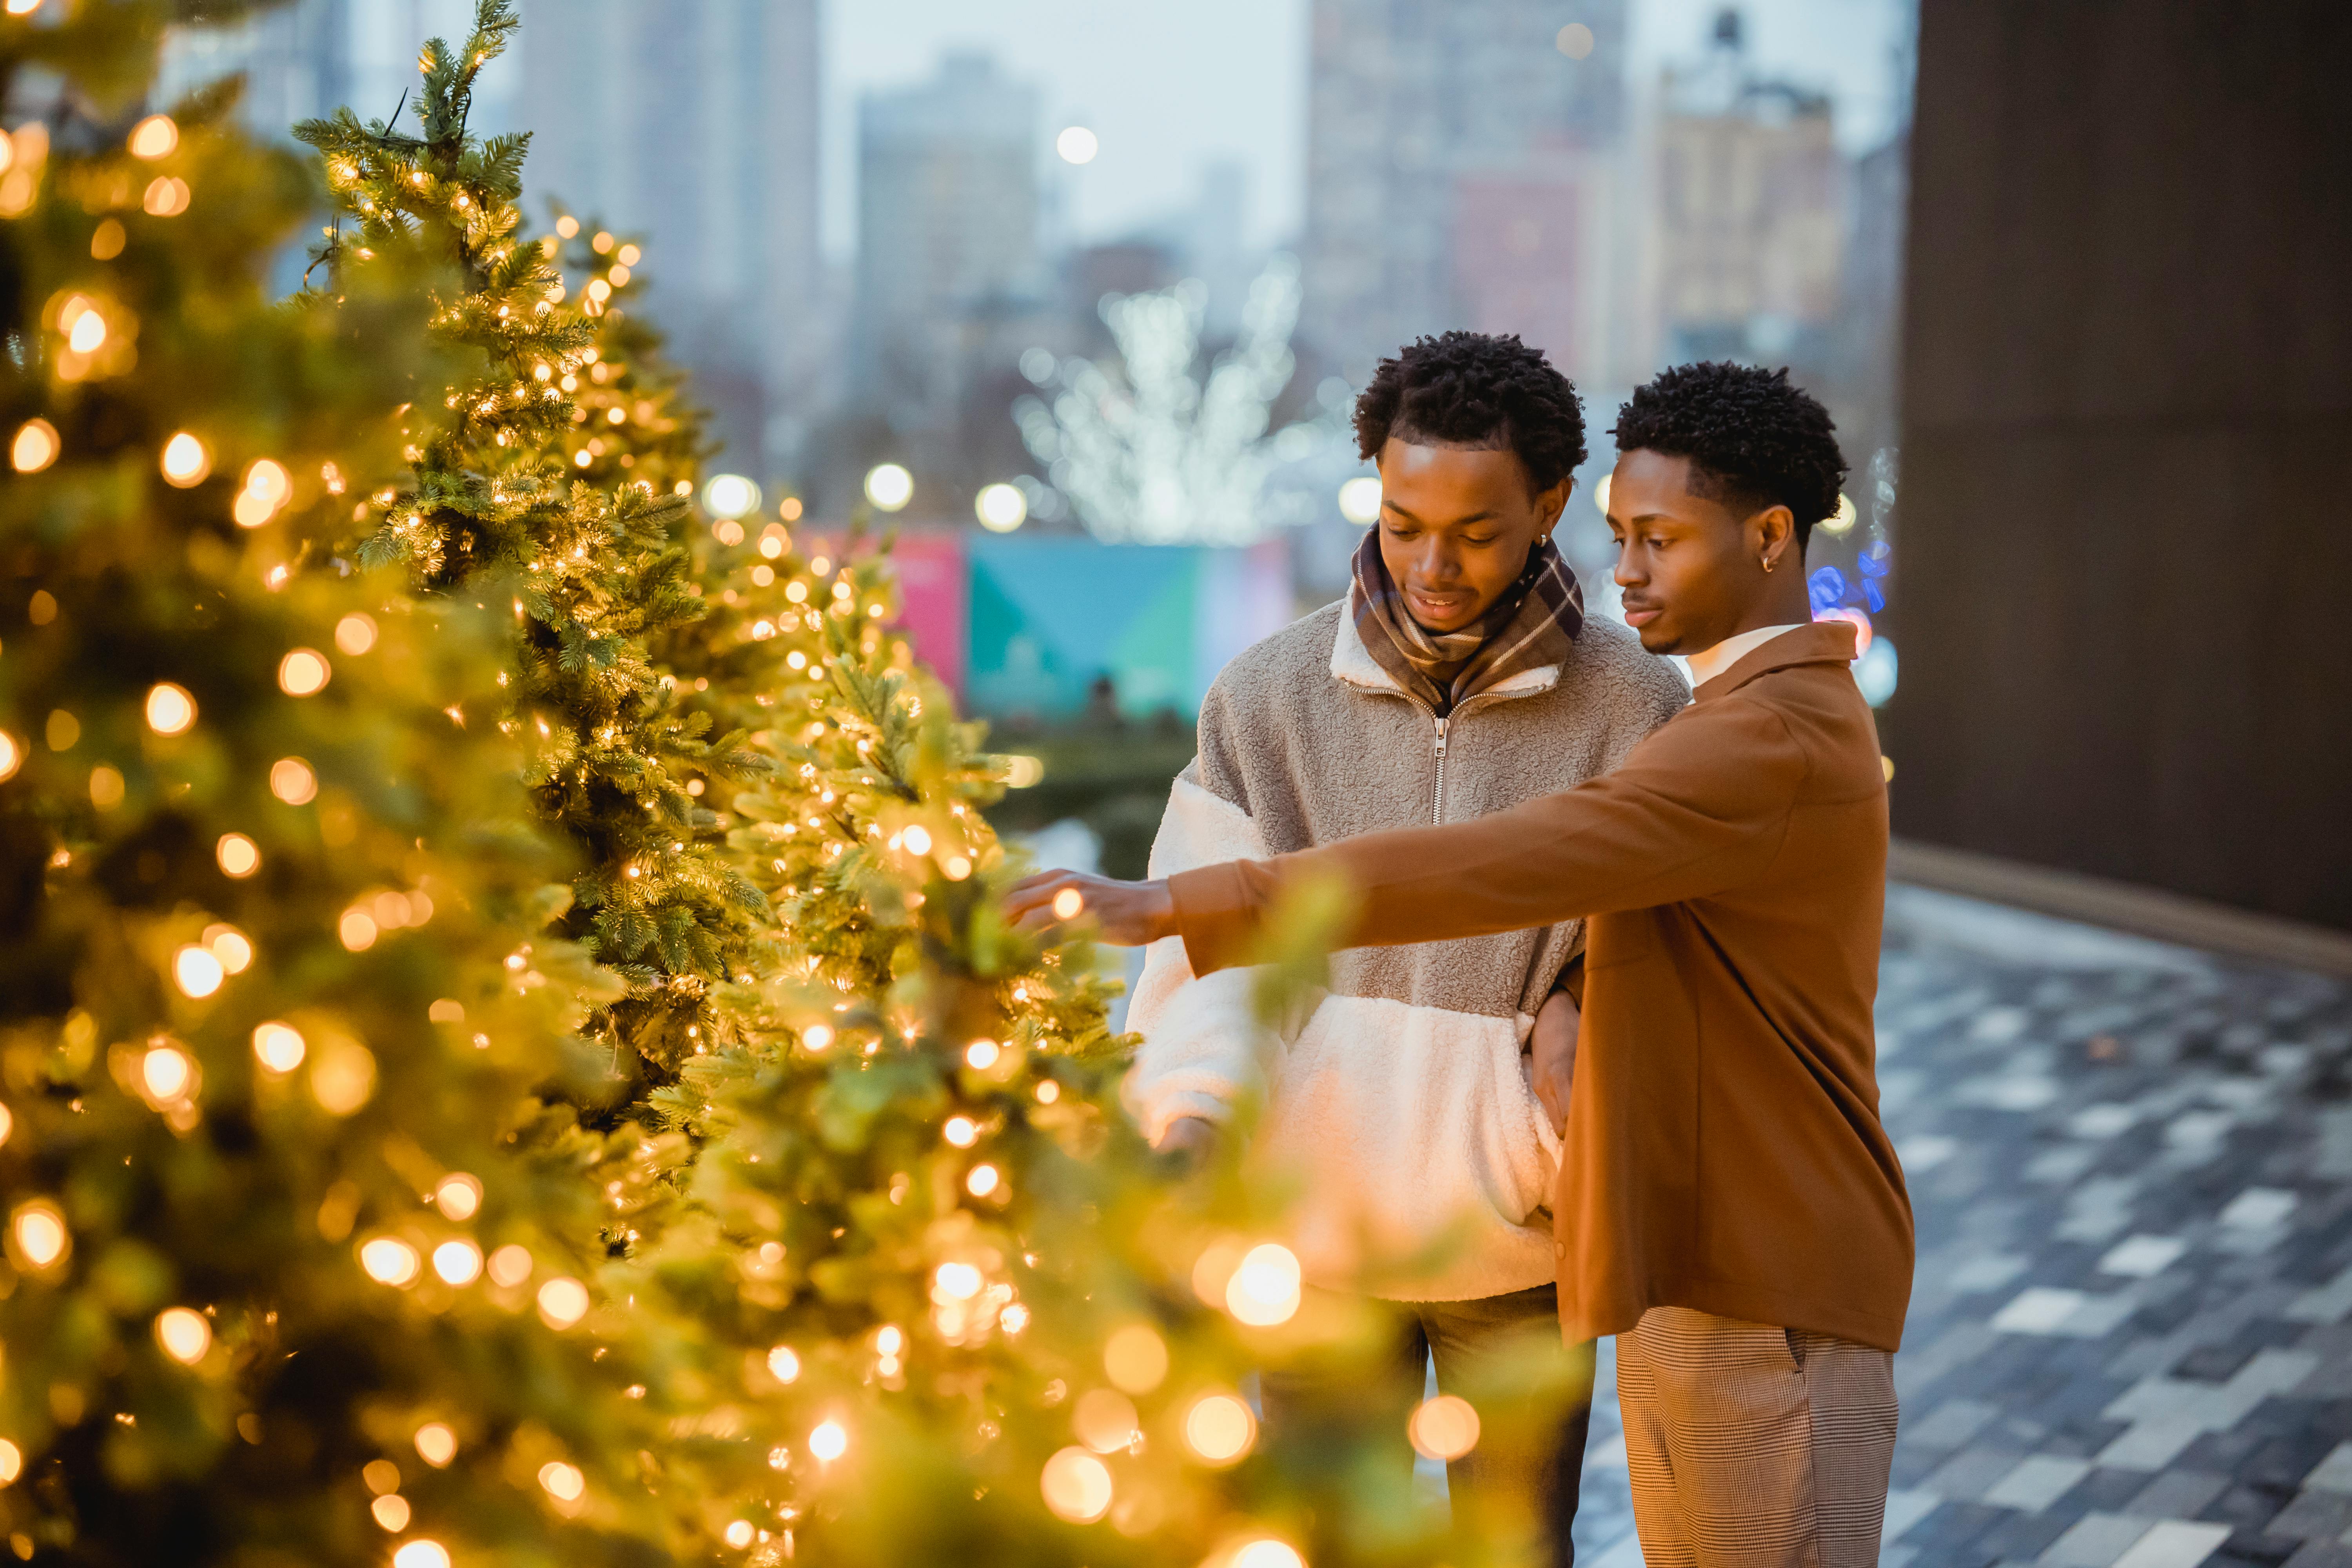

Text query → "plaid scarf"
[1350,530,1584,716]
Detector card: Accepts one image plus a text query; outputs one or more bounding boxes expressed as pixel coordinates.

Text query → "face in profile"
[1374,440,1572,635]
[1606,448,1786,655]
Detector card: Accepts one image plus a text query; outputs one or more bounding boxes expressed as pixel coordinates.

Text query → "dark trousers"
[1260,1282,1593,1566]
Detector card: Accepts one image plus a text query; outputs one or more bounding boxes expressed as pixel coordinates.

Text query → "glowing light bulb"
[975,481,1027,532]
[160,432,210,485]
[934,1261,983,1300]
[863,463,913,512]
[767,1344,800,1383]
[801,1024,833,1052]
[432,1239,483,1286]
[902,825,933,855]
[145,681,196,735]
[1408,1394,1481,1461]
[0,733,18,783]
[965,1164,1001,1198]
[965,1038,1001,1069]
[1040,1446,1112,1522]
[278,648,330,695]
[127,114,179,159]
[1338,475,1382,524]
[1051,887,1085,921]
[12,1201,69,1270]
[154,1306,211,1364]
[1056,126,1100,165]
[414,1423,458,1466]
[67,309,106,354]
[270,757,317,804]
[216,833,260,877]
[11,419,58,473]
[1224,1242,1302,1326]
[251,1021,306,1073]
[1182,1392,1256,1465]
[943,1115,978,1148]
[360,1236,422,1287]
[434,1173,481,1221]
[486,1244,533,1287]
[334,612,378,654]
[391,1543,449,1568]
[1232,1540,1307,1568]
[703,473,760,519]
[141,1043,196,1103]
[205,924,252,973]
[536,1276,590,1328]
[808,1420,847,1462]
[538,1461,585,1501]
[172,945,223,998]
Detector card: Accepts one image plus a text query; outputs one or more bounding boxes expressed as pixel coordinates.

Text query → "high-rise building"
[518,0,821,485]
[1650,27,1844,371]
[1299,0,1632,387]
[157,0,520,149]
[851,51,1045,431]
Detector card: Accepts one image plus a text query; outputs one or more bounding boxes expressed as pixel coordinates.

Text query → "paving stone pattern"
[1570,888,2352,1568]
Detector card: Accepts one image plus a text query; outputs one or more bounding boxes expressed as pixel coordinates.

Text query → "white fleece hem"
[1255,993,1562,1301]
[1122,776,1272,1147]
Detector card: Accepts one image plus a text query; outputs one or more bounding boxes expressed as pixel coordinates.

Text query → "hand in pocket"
[1531,987,1580,1135]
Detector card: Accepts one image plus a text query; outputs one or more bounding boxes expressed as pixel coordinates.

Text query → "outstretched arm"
[1008,695,1806,975]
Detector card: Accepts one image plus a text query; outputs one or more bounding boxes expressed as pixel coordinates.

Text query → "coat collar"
[1328,599,1563,701]
[1691,619,1859,701]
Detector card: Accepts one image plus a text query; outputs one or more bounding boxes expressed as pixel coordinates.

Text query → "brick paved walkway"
[1574,886,2352,1568]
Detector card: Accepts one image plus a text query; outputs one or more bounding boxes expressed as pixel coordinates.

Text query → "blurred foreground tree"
[0,3,690,1561]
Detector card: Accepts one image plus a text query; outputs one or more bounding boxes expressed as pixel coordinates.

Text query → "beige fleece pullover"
[1124,598,1688,1301]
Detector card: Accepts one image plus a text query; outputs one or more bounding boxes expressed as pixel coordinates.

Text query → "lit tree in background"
[0,3,685,1561]
[1014,256,1337,546]
[296,7,779,1084]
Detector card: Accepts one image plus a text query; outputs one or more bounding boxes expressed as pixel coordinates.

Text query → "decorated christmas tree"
[0,3,691,1561]
[294,9,780,1090]
[0,1,1586,1560]
[283,8,1576,1565]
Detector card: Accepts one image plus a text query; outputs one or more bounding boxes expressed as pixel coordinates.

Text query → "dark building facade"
[1889,2,2352,935]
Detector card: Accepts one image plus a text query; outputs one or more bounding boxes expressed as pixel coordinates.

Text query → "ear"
[1749,503,1798,571]
[1535,474,1576,533]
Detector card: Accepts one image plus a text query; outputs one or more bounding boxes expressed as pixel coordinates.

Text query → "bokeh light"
[864,462,913,512]
[1040,1445,1113,1521]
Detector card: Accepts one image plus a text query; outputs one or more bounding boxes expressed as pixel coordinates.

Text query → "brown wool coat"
[1168,621,1915,1351]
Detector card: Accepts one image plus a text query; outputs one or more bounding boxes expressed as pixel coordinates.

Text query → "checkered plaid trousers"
[1615,1307,1900,1567]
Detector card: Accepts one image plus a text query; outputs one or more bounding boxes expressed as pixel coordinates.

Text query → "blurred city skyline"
[824,0,1915,260]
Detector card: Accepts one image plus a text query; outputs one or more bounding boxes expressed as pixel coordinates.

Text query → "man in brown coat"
[1011,362,1914,1568]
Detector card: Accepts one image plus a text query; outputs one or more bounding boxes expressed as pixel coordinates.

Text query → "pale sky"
[823,0,1915,260]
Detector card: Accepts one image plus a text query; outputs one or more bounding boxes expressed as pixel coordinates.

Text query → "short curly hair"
[1612,362,1847,544]
[1354,331,1587,496]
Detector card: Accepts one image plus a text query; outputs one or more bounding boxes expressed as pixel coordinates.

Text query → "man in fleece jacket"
[1122,331,1686,1565]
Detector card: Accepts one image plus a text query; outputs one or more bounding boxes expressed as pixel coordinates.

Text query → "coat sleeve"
[1120,757,1279,1145]
[1169,694,1809,976]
